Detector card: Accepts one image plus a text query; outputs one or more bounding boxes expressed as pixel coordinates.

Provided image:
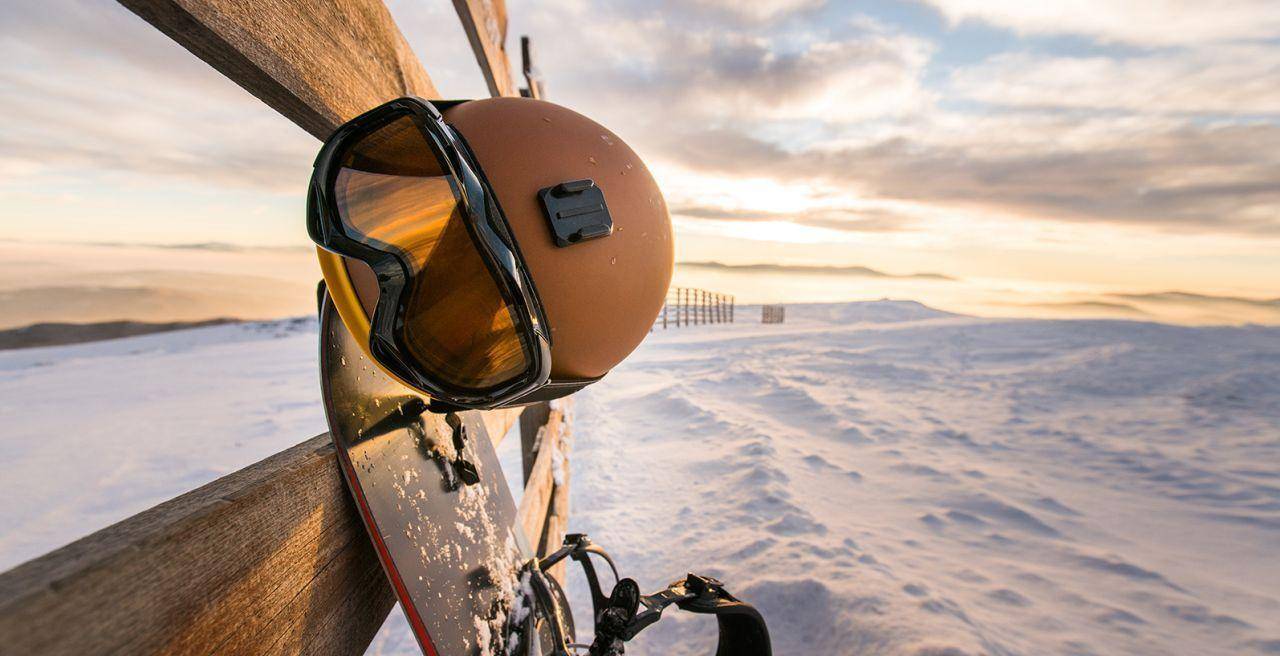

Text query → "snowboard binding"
[513,534,772,656]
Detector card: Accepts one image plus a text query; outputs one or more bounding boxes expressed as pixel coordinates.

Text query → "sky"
[0,0,1277,323]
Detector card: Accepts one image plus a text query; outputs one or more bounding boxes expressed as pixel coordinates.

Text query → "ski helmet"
[308,96,672,409]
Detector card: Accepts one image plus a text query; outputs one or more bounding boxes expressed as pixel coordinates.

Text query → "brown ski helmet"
[442,97,673,380]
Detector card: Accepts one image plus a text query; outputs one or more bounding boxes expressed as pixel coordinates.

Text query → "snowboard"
[319,292,556,656]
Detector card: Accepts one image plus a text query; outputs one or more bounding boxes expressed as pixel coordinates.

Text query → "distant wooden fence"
[654,286,735,329]
[762,304,786,324]
[0,1,575,655]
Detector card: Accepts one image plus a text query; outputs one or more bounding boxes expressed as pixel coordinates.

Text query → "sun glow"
[673,217,860,244]
[650,162,833,215]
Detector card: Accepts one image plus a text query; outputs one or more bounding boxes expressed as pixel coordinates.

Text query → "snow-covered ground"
[0,317,324,566]
[1,302,1277,655]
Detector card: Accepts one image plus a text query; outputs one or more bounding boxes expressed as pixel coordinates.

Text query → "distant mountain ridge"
[678,261,955,281]
[0,319,238,350]
[85,241,310,252]
[1113,291,1280,308]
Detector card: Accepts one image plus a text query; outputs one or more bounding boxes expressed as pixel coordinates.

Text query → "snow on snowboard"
[319,293,560,655]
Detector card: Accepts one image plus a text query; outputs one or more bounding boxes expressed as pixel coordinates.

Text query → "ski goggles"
[307,98,552,410]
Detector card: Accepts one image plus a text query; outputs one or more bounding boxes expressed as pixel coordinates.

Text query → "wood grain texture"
[117,0,439,140]
[515,398,572,580]
[0,410,521,656]
[542,406,571,584]
[0,435,385,656]
[451,0,517,97]
[518,422,557,546]
[519,401,553,483]
[483,406,524,447]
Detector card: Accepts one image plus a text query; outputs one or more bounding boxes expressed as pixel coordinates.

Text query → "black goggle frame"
[307,97,554,410]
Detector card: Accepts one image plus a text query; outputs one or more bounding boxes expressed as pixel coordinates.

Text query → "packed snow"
[0,302,1277,655]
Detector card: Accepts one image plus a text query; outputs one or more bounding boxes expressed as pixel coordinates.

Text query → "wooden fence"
[762,304,786,324]
[654,286,735,329]
[0,1,575,655]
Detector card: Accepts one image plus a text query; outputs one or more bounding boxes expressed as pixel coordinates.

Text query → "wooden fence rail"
[515,400,573,583]
[0,408,524,656]
[0,0,575,655]
[654,286,735,329]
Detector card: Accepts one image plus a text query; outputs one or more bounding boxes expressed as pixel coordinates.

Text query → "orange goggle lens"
[333,114,529,390]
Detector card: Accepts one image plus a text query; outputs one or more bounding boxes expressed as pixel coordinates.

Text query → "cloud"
[1107,290,1280,324]
[673,205,913,232]
[0,0,519,196]
[679,260,955,280]
[920,0,1280,46]
[1113,291,1280,309]
[509,2,934,129]
[656,117,1280,235]
[383,0,501,98]
[951,46,1280,115]
[502,1,1280,239]
[4,0,1279,253]
[6,0,927,196]
[678,0,827,23]
[648,28,934,123]
[1009,300,1151,318]
[0,0,317,193]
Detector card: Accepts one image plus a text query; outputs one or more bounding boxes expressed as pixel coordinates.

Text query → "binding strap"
[589,573,770,656]
[676,574,771,656]
[534,534,771,656]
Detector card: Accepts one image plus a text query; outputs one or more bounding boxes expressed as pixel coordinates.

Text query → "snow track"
[0,303,1276,655]
[564,303,1280,655]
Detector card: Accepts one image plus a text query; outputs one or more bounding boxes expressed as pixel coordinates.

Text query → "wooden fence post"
[519,401,552,484]
[515,400,573,584]
[452,0,518,97]
[655,288,747,331]
[116,0,438,141]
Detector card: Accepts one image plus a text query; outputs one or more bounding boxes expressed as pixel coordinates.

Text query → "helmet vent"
[538,179,614,247]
